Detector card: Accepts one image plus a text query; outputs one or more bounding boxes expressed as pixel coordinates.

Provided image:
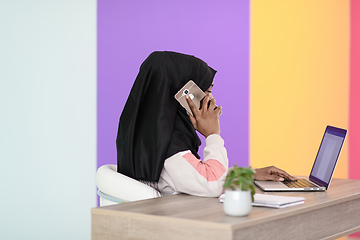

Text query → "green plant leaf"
[241,168,255,176]
[223,175,235,189]
[233,180,240,187]
[250,185,256,202]
[223,166,256,193]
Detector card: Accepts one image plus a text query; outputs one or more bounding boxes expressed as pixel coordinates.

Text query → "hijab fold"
[116,51,216,182]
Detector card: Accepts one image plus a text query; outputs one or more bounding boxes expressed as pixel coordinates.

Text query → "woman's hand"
[254,166,297,182]
[186,95,222,138]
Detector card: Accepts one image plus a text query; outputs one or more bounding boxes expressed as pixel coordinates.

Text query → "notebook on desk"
[219,193,305,209]
[255,125,347,192]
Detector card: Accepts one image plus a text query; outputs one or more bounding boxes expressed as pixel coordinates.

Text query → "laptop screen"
[309,126,347,188]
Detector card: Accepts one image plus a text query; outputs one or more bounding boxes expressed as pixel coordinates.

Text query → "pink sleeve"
[162,134,228,197]
[183,153,226,181]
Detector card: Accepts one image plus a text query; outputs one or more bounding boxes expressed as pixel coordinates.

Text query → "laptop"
[254,125,347,192]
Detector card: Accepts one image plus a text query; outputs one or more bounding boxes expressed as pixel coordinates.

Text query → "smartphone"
[174,80,206,116]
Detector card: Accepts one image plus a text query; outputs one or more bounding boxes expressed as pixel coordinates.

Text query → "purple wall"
[97,0,250,170]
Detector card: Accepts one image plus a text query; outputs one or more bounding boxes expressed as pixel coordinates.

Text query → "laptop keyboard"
[283,179,318,188]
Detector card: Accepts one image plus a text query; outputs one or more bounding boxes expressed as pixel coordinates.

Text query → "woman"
[116,51,296,197]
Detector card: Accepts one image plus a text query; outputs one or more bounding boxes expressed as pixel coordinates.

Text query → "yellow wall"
[250,0,349,178]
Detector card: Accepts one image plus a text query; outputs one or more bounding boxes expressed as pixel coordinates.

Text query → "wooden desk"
[91,178,360,240]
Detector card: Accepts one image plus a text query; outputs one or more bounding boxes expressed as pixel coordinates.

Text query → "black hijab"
[116,51,216,182]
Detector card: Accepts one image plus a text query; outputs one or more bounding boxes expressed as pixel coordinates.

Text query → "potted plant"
[222,164,256,216]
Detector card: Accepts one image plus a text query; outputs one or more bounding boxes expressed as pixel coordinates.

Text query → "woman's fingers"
[216,106,223,116]
[186,94,221,138]
[187,111,197,130]
[269,166,298,181]
[254,166,297,182]
[201,95,211,111]
[185,95,199,117]
[207,97,216,110]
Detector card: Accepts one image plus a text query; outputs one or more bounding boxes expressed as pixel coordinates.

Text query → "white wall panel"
[0,1,96,239]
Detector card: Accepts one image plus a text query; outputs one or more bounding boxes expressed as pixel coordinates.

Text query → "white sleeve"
[163,134,229,197]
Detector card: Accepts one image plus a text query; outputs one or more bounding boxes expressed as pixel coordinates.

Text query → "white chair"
[96,164,161,206]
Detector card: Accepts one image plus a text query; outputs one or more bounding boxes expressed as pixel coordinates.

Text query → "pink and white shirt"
[158,134,228,197]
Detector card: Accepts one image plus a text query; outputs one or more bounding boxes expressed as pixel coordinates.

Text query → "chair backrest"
[96,164,160,205]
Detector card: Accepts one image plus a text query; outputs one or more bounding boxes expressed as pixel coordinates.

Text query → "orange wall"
[250,0,349,178]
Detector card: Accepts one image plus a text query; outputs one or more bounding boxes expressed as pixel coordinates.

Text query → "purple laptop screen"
[309,126,347,187]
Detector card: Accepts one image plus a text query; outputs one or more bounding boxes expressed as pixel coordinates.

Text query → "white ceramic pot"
[223,189,252,216]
